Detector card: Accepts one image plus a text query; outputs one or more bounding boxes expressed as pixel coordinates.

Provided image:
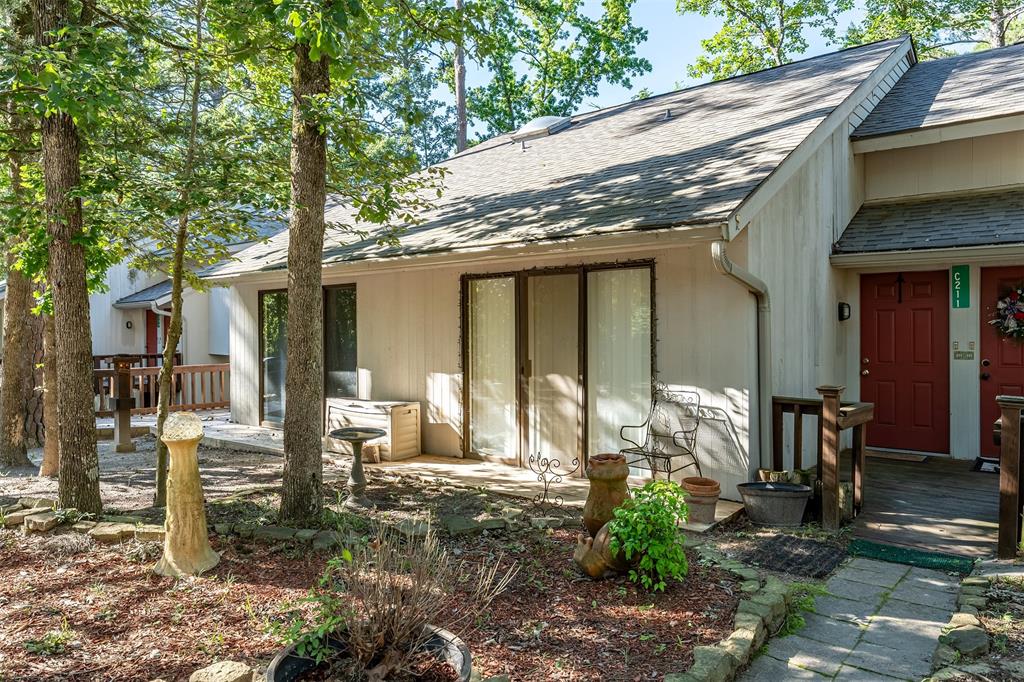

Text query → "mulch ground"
[0,522,738,681]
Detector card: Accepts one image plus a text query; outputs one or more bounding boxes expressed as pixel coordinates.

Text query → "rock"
[720,626,756,666]
[731,567,760,582]
[734,611,767,649]
[750,590,787,627]
[739,580,760,593]
[213,523,233,536]
[529,516,563,529]
[932,643,959,668]
[960,604,980,616]
[688,645,735,682]
[395,519,430,539]
[0,503,24,514]
[958,595,987,609]
[959,585,987,596]
[294,528,317,543]
[312,530,344,551]
[500,506,524,521]
[737,599,774,627]
[253,526,296,542]
[88,522,138,544]
[235,524,256,539]
[71,520,98,533]
[24,511,59,533]
[135,525,166,542]
[940,625,989,657]
[481,677,511,682]
[962,576,990,587]
[4,508,50,528]
[19,497,55,509]
[188,660,255,682]
[929,667,966,681]
[948,612,981,629]
[102,514,145,525]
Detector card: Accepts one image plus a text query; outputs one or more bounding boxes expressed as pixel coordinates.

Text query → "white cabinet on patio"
[324,398,421,461]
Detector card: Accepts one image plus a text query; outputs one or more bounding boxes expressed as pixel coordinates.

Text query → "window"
[260,285,358,425]
[324,285,357,399]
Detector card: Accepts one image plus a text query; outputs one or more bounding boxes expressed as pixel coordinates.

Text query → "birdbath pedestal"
[329,426,386,509]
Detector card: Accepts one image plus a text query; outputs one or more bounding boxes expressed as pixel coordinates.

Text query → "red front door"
[860,271,950,454]
[980,267,1024,457]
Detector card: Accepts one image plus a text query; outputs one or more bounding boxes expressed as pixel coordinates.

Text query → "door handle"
[980,372,991,380]
[861,369,870,376]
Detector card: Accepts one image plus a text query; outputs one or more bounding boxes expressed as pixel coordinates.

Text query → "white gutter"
[832,243,1024,269]
[711,241,772,470]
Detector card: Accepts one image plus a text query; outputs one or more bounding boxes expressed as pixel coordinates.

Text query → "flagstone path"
[741,557,959,681]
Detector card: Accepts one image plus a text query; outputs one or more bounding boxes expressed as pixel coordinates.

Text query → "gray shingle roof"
[114,280,172,308]
[834,189,1024,254]
[209,39,906,278]
[853,43,1024,139]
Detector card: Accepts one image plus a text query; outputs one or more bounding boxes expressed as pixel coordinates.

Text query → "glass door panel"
[467,277,517,458]
[587,268,652,462]
[324,286,358,398]
[527,273,580,469]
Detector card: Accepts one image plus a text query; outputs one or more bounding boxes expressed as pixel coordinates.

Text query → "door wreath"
[991,286,1024,340]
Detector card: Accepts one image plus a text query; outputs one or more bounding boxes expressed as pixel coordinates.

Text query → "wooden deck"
[847,454,999,558]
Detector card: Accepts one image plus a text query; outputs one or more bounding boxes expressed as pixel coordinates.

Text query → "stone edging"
[663,545,795,682]
[930,573,992,680]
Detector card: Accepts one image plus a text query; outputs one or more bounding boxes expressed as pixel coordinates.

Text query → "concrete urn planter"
[582,453,630,538]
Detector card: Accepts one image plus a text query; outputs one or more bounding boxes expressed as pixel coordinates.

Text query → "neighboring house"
[0,222,283,366]
[207,38,1024,499]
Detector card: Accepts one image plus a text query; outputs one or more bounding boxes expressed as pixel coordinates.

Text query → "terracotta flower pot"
[682,476,720,525]
[582,453,630,538]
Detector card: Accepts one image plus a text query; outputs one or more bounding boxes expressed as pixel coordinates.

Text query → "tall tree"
[463,0,650,137]
[844,0,986,56]
[0,0,38,469]
[454,0,467,152]
[33,0,103,512]
[677,0,852,80]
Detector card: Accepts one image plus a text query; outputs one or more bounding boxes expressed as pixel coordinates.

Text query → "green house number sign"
[952,265,970,309]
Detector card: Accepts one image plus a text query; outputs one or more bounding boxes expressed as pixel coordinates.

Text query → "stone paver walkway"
[742,558,960,681]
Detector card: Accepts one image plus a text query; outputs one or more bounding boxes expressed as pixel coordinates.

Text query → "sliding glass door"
[260,290,288,425]
[527,273,581,468]
[464,264,652,469]
[466,277,517,459]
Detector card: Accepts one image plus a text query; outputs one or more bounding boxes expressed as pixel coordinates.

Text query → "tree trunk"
[990,1,1008,47]
[454,0,467,153]
[39,313,60,477]
[155,0,205,507]
[34,0,103,514]
[25,318,46,449]
[0,270,37,468]
[279,42,329,528]
[0,6,37,469]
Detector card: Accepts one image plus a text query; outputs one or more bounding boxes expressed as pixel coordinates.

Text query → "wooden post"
[817,385,844,531]
[111,355,139,453]
[852,423,866,514]
[997,395,1024,559]
[154,412,219,577]
[772,398,783,471]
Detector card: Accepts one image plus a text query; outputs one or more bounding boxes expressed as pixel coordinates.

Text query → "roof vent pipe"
[711,240,772,472]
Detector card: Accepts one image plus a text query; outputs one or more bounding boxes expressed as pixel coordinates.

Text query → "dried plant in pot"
[267,524,517,682]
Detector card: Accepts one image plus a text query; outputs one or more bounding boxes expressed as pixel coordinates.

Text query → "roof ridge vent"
[511,115,572,142]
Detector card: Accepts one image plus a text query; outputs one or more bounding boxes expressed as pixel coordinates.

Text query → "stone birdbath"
[329,426,386,509]
[153,412,219,577]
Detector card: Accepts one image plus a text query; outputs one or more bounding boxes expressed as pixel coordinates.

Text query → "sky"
[461,0,868,113]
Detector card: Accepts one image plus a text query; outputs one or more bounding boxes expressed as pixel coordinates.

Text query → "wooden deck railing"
[994,395,1024,559]
[95,363,229,417]
[772,385,874,530]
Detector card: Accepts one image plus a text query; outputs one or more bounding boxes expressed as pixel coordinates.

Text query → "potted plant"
[267,524,517,681]
[609,480,690,592]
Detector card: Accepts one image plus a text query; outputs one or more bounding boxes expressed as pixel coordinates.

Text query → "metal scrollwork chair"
[619,388,702,478]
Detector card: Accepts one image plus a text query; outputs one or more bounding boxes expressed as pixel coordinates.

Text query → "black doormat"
[736,534,846,579]
[972,457,1000,474]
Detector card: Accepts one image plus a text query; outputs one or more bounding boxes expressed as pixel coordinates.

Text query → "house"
[207,38,1024,500]
[0,221,283,367]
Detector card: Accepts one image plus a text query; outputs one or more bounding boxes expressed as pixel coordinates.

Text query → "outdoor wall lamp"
[838,302,851,322]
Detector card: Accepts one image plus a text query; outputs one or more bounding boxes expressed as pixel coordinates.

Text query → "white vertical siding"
[227,241,757,500]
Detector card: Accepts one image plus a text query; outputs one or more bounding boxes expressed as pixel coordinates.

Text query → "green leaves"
[678,0,852,80]
[608,480,690,592]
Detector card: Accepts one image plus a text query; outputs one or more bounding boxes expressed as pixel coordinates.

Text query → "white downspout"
[711,241,772,471]
[150,300,184,362]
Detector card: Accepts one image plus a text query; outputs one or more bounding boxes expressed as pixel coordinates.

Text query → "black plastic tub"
[737,482,812,527]
[265,625,471,682]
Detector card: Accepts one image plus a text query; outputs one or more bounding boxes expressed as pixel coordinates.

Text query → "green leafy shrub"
[608,480,689,591]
